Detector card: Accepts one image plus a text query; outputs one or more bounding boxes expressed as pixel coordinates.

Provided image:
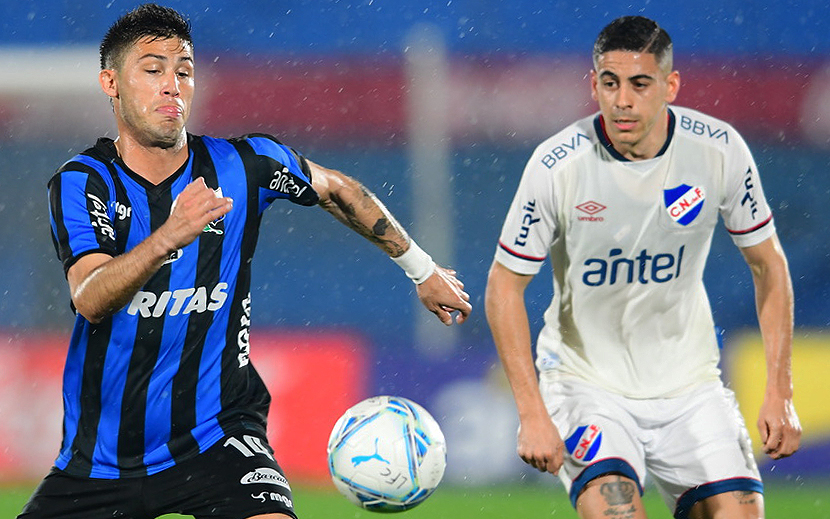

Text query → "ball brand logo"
[576,200,606,222]
[565,424,603,462]
[351,438,390,467]
[664,184,705,226]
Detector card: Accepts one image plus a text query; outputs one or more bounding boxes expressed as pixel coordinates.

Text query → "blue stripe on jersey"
[193,136,246,451]
[90,311,139,478]
[247,135,305,180]
[55,324,89,472]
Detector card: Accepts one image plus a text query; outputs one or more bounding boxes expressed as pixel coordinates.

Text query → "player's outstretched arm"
[68,178,233,323]
[308,160,471,325]
[485,260,563,474]
[740,234,801,459]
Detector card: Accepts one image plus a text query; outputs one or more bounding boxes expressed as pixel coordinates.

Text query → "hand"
[159,178,233,250]
[518,413,564,475]
[415,265,472,325]
[758,394,801,459]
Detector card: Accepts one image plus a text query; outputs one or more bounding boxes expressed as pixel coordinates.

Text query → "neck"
[605,110,670,161]
[114,132,189,185]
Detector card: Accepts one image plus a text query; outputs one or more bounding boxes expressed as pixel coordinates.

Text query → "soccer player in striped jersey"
[19,4,470,519]
[485,16,800,519]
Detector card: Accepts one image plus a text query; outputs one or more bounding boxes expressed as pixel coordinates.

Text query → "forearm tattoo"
[599,477,637,518]
[322,185,406,256]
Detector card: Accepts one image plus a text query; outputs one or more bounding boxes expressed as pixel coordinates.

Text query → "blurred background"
[1,0,828,495]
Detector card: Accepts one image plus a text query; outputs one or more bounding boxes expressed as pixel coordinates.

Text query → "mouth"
[612,118,637,131]
[156,105,184,118]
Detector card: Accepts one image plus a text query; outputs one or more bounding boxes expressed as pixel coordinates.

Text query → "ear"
[590,69,599,101]
[99,69,118,99]
[665,70,680,104]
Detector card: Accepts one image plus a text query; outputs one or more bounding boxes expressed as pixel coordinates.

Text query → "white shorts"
[539,375,762,518]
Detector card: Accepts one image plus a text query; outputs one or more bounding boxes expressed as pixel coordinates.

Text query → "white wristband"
[391,241,435,284]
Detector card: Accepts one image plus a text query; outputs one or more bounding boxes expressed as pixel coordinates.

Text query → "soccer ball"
[327,395,447,512]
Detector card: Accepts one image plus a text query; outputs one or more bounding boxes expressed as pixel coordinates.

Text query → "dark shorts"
[17,430,296,519]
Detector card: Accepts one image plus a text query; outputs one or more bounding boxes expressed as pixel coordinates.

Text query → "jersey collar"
[594,108,676,162]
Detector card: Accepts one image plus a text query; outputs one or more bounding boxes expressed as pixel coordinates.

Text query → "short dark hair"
[99,3,192,70]
[593,16,673,73]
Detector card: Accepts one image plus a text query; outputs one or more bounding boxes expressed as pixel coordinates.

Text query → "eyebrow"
[137,53,194,65]
[599,71,654,82]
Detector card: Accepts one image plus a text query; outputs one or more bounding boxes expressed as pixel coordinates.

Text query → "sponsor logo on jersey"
[87,193,115,241]
[162,248,184,265]
[565,424,602,462]
[238,293,252,367]
[740,167,759,220]
[251,491,293,508]
[126,283,229,318]
[241,468,291,489]
[576,200,606,222]
[269,166,310,199]
[582,246,685,286]
[664,184,705,226]
[540,131,591,169]
[679,114,729,143]
[513,200,539,247]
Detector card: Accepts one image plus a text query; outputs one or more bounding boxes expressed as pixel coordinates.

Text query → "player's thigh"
[688,490,764,519]
[150,430,297,519]
[647,382,762,518]
[16,467,142,519]
[575,473,648,519]
[540,377,647,506]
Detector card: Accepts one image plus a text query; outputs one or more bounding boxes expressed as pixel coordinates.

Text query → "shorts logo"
[251,491,293,508]
[241,468,291,490]
[565,424,602,462]
[576,200,606,222]
[664,184,705,226]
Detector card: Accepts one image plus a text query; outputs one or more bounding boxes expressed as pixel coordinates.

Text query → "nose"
[161,70,180,98]
[614,83,633,110]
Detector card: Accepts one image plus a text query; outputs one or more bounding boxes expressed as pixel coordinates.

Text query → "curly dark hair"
[99,3,192,70]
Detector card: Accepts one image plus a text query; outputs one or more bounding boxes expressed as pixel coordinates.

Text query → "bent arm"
[740,233,801,459]
[69,178,233,323]
[485,260,562,473]
[309,160,471,324]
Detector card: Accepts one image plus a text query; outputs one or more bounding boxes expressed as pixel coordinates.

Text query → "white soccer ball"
[327,395,447,512]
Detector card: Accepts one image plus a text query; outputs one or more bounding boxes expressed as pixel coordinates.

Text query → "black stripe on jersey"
[167,137,223,462]
[63,321,114,477]
[116,188,173,474]
[48,173,70,271]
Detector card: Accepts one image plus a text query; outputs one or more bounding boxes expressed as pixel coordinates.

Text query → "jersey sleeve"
[719,132,775,248]
[48,166,118,274]
[243,133,319,207]
[494,149,558,275]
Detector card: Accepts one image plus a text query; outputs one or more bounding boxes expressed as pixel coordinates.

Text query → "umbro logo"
[576,201,606,222]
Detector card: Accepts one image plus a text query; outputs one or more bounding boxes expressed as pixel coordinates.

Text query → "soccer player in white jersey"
[485,16,800,519]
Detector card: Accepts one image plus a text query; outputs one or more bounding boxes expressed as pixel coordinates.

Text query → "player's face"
[591,50,679,160]
[106,37,194,149]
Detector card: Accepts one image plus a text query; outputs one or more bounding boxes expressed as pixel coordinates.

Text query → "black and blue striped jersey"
[47,133,318,478]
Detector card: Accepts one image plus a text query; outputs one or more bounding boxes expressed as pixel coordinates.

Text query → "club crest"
[664,184,705,226]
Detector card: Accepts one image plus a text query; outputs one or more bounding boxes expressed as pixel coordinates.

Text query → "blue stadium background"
[0,0,828,484]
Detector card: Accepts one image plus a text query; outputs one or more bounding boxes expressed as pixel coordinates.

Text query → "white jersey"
[495,106,775,398]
